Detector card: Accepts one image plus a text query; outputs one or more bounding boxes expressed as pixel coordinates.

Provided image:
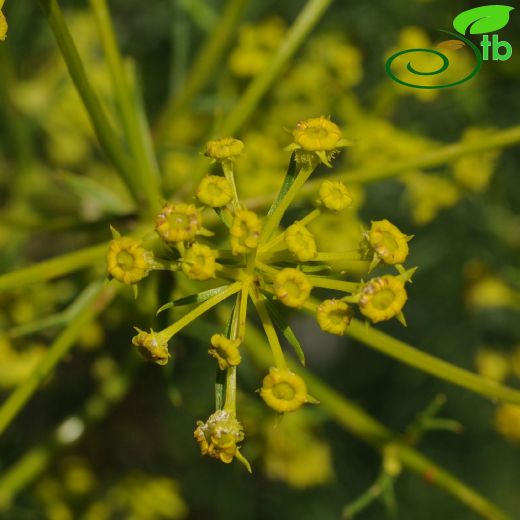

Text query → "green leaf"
[453,5,514,35]
[266,153,298,217]
[156,285,230,315]
[264,299,306,366]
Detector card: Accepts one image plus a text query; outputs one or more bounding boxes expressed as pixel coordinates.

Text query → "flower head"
[368,219,410,265]
[285,223,317,262]
[107,236,153,285]
[316,299,352,335]
[132,329,170,365]
[194,410,245,463]
[155,203,201,243]
[359,275,408,323]
[286,116,350,167]
[319,180,353,211]
[230,209,262,255]
[181,243,217,280]
[260,367,308,413]
[197,175,233,207]
[209,334,241,370]
[273,268,312,308]
[205,137,244,161]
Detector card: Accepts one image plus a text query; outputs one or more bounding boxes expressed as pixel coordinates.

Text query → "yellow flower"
[316,299,352,335]
[205,137,244,161]
[155,203,201,243]
[286,116,350,167]
[260,367,308,413]
[359,275,408,323]
[181,243,217,281]
[273,268,312,308]
[208,334,241,370]
[194,410,245,463]
[0,10,7,41]
[285,223,317,261]
[131,329,170,365]
[475,349,509,382]
[368,219,410,265]
[196,175,233,207]
[230,209,262,255]
[495,404,520,443]
[319,180,353,211]
[106,236,153,285]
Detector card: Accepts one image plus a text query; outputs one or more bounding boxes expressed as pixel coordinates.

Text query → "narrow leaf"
[264,299,306,365]
[266,153,298,217]
[157,285,230,314]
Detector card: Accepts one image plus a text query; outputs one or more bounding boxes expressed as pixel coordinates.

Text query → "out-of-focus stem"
[0,281,115,437]
[346,318,520,406]
[36,0,149,209]
[242,321,511,520]
[0,243,108,293]
[155,0,247,140]
[90,0,161,213]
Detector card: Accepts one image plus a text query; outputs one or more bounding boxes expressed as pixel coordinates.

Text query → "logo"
[385,5,514,89]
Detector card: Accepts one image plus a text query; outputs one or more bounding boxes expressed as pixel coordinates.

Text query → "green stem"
[242,322,511,520]
[314,251,362,261]
[307,275,360,293]
[161,281,242,339]
[222,160,240,212]
[309,125,520,188]
[249,288,287,369]
[342,471,395,519]
[155,0,247,140]
[89,0,161,212]
[0,243,107,293]
[241,125,520,212]
[259,209,322,254]
[37,0,145,208]
[217,0,333,137]
[0,281,115,437]
[177,0,333,193]
[346,318,520,406]
[260,164,315,242]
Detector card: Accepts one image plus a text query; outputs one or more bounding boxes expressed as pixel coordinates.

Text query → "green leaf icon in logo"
[453,5,514,35]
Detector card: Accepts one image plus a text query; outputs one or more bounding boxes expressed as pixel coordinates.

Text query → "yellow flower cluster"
[105,119,417,470]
